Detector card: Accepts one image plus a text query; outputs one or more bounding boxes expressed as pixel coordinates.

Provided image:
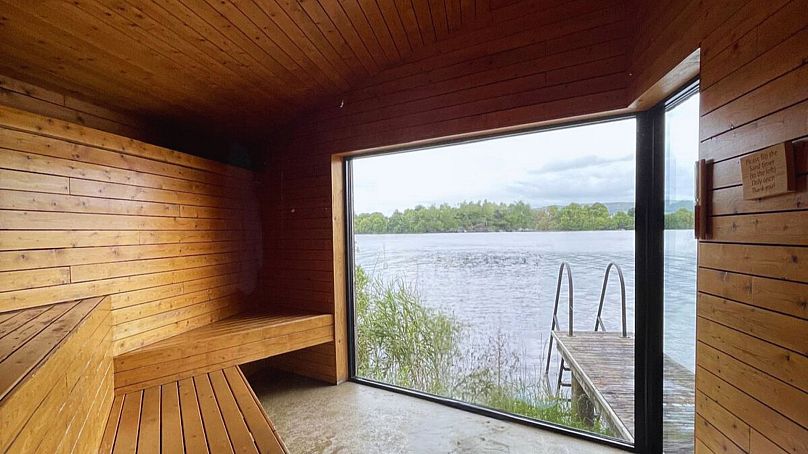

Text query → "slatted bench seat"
[0,297,112,453]
[113,310,334,394]
[100,366,287,454]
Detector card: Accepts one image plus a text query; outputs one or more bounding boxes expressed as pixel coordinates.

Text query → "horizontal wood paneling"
[260,1,631,383]
[631,0,808,451]
[112,312,335,394]
[0,105,262,356]
[0,298,113,453]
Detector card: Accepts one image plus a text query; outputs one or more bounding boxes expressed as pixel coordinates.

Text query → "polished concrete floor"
[249,370,624,454]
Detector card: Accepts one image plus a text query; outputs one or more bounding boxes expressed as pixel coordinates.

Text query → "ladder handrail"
[594,262,627,338]
[545,262,573,375]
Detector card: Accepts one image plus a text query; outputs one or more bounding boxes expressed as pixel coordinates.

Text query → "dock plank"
[552,330,695,452]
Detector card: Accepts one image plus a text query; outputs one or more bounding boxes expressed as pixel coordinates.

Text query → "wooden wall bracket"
[694,159,713,240]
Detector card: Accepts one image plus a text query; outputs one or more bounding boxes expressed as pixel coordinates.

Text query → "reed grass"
[354,265,613,437]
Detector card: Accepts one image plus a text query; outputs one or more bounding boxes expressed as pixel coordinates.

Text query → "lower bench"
[113,311,335,394]
[100,366,287,454]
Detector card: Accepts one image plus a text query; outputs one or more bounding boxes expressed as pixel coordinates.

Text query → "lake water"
[354,230,697,375]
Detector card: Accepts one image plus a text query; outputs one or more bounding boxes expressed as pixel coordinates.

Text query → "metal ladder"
[545,262,628,396]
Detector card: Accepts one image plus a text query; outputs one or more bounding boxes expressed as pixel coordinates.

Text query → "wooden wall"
[1,297,113,453]
[263,2,807,451]
[0,74,155,144]
[0,104,262,356]
[632,0,808,452]
[261,0,632,383]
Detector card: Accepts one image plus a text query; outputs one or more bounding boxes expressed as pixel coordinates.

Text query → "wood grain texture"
[0,297,113,453]
[0,104,262,356]
[113,311,334,394]
[260,0,632,384]
[0,0,514,142]
[100,366,288,454]
[630,1,808,452]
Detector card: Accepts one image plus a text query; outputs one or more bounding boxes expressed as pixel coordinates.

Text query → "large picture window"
[347,118,644,444]
[345,84,699,451]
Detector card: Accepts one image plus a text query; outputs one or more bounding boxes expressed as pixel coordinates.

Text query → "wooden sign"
[740,142,795,199]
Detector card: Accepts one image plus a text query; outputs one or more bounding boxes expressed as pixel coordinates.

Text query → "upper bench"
[113,310,334,394]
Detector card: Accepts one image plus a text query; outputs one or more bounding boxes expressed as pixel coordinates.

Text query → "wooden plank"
[0,298,97,400]
[0,105,252,179]
[0,267,70,292]
[0,230,142,251]
[696,391,750,451]
[697,342,807,428]
[70,251,241,282]
[712,175,807,216]
[695,414,745,454]
[0,261,245,312]
[699,99,808,163]
[0,168,69,193]
[711,211,808,245]
[209,369,259,453]
[0,301,74,361]
[0,297,107,451]
[194,373,235,453]
[99,394,125,453]
[160,381,185,454]
[701,64,808,141]
[112,391,142,454]
[698,268,808,320]
[114,313,333,371]
[68,177,236,209]
[114,325,334,392]
[0,209,236,231]
[0,129,244,191]
[223,367,285,454]
[698,242,808,283]
[178,377,210,454]
[0,241,244,273]
[750,429,789,454]
[700,22,808,115]
[698,293,807,355]
[113,294,242,341]
[696,367,807,454]
[112,283,242,326]
[698,316,807,392]
[137,385,161,453]
[112,304,243,356]
[0,188,180,217]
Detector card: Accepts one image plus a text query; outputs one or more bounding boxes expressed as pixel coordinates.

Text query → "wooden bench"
[1,300,325,452]
[113,310,335,394]
[100,366,287,454]
[0,297,112,453]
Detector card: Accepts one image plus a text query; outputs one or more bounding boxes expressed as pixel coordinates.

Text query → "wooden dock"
[551,331,695,451]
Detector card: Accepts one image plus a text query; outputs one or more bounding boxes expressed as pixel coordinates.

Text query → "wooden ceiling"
[0,0,524,141]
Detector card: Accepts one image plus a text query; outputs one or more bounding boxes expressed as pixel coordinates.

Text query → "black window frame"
[343,79,698,453]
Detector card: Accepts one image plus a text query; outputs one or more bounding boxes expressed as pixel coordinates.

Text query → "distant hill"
[591,201,692,214]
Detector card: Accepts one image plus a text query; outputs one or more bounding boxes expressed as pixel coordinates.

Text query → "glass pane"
[663,92,699,453]
[350,119,637,442]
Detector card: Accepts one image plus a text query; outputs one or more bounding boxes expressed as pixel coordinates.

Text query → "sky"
[352,95,699,215]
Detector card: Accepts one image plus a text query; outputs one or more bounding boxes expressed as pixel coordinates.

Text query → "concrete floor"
[249,370,624,454]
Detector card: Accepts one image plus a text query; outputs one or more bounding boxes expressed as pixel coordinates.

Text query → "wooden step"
[0,296,112,452]
[100,366,287,454]
[114,310,335,393]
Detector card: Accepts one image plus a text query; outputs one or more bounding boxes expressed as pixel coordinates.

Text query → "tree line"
[354,200,694,234]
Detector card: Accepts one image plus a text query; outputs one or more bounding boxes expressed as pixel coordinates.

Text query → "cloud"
[529,154,634,174]
[507,156,635,207]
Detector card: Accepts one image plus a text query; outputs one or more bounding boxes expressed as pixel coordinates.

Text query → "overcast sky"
[353,95,699,215]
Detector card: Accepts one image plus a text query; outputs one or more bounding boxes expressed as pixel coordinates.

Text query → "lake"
[354,230,697,375]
